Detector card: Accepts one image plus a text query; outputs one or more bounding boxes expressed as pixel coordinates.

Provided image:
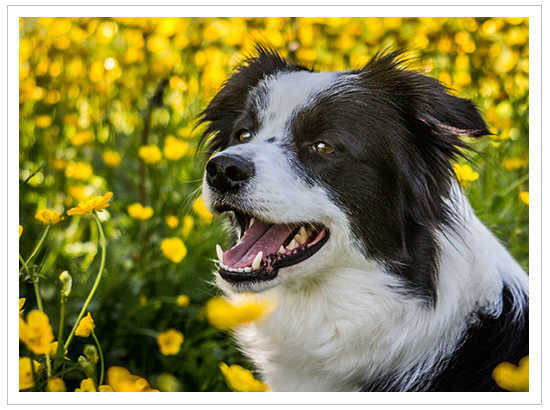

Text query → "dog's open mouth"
[216,212,330,283]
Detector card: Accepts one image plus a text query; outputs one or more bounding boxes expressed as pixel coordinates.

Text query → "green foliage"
[18,17,529,392]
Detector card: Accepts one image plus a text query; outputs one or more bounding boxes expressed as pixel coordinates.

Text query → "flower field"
[18,17,529,392]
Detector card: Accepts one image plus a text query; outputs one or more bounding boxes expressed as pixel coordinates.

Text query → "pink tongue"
[223,220,297,269]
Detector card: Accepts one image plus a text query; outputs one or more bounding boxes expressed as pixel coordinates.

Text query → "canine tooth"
[286,239,299,250]
[278,246,286,254]
[216,244,224,264]
[252,251,263,270]
[295,226,308,244]
[249,218,255,228]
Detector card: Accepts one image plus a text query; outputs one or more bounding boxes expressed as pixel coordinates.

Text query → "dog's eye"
[312,141,335,155]
[237,130,253,143]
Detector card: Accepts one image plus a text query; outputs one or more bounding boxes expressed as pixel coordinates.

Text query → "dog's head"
[198,45,489,296]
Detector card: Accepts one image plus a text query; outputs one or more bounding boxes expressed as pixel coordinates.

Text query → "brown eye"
[238,130,252,142]
[312,141,334,154]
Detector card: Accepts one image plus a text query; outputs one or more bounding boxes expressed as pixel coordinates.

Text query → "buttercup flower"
[67,192,113,217]
[106,366,158,392]
[19,225,23,239]
[139,145,162,164]
[65,161,93,180]
[103,150,122,167]
[192,198,213,224]
[165,215,179,228]
[35,209,64,225]
[163,135,190,161]
[493,355,529,392]
[47,377,67,392]
[19,357,40,391]
[219,362,268,392]
[519,191,529,206]
[75,378,97,392]
[128,203,154,220]
[19,310,55,354]
[205,293,275,331]
[157,328,184,355]
[176,294,190,307]
[453,163,479,187]
[160,237,187,263]
[75,312,95,337]
[19,298,25,315]
[70,130,94,146]
[182,215,194,237]
[35,115,53,128]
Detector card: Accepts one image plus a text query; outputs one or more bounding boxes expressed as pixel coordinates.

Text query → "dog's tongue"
[223,220,297,269]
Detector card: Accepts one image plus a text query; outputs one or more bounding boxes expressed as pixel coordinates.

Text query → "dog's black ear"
[197,45,295,155]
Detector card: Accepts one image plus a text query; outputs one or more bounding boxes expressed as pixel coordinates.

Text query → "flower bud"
[84,344,99,364]
[59,270,72,298]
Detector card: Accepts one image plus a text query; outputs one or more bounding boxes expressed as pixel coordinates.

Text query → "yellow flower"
[102,150,122,167]
[205,293,275,331]
[139,145,162,164]
[35,115,53,128]
[219,363,268,392]
[157,328,184,355]
[35,209,64,225]
[127,203,154,220]
[182,215,194,238]
[519,192,529,206]
[453,163,479,187]
[19,298,25,315]
[70,130,94,146]
[165,215,179,228]
[19,310,55,354]
[75,378,97,392]
[67,192,113,217]
[493,355,529,392]
[176,295,190,307]
[192,197,213,224]
[19,357,40,391]
[65,161,93,180]
[163,135,190,161]
[47,377,67,392]
[106,366,158,392]
[19,225,23,239]
[75,312,95,337]
[99,385,114,392]
[160,237,187,263]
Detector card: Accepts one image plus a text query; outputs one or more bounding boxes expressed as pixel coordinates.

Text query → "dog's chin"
[213,207,330,293]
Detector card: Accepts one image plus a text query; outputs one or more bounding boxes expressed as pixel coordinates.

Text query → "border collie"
[198,45,529,392]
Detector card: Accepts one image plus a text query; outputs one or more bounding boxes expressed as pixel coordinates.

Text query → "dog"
[198,45,529,392]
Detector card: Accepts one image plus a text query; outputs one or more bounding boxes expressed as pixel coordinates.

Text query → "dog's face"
[200,47,489,295]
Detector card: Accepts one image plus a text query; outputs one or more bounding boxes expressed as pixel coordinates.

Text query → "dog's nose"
[206,153,254,193]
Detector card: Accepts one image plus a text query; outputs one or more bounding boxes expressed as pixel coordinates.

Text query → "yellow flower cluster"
[102,150,122,167]
[219,362,268,392]
[492,355,529,392]
[163,135,190,161]
[106,366,158,392]
[205,293,276,331]
[519,192,529,206]
[139,145,162,164]
[192,198,213,224]
[19,357,40,391]
[127,203,154,220]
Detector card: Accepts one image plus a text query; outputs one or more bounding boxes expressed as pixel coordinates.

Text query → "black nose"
[206,154,254,194]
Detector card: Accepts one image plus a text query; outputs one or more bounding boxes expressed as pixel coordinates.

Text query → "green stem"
[64,212,107,352]
[92,332,105,386]
[53,295,66,374]
[20,225,50,272]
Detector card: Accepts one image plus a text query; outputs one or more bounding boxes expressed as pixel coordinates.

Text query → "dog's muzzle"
[206,153,255,194]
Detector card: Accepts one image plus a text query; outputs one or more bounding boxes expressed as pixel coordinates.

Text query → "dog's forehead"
[251,70,342,132]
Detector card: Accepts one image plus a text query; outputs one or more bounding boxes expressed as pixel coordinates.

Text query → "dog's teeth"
[249,218,255,228]
[278,246,286,254]
[238,268,244,273]
[295,226,308,244]
[286,239,299,250]
[252,251,263,270]
[244,267,251,273]
[216,244,224,264]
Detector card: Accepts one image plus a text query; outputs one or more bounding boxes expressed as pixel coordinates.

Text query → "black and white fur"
[198,46,529,392]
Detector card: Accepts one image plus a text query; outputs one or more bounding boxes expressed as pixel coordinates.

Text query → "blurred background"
[19,17,529,392]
